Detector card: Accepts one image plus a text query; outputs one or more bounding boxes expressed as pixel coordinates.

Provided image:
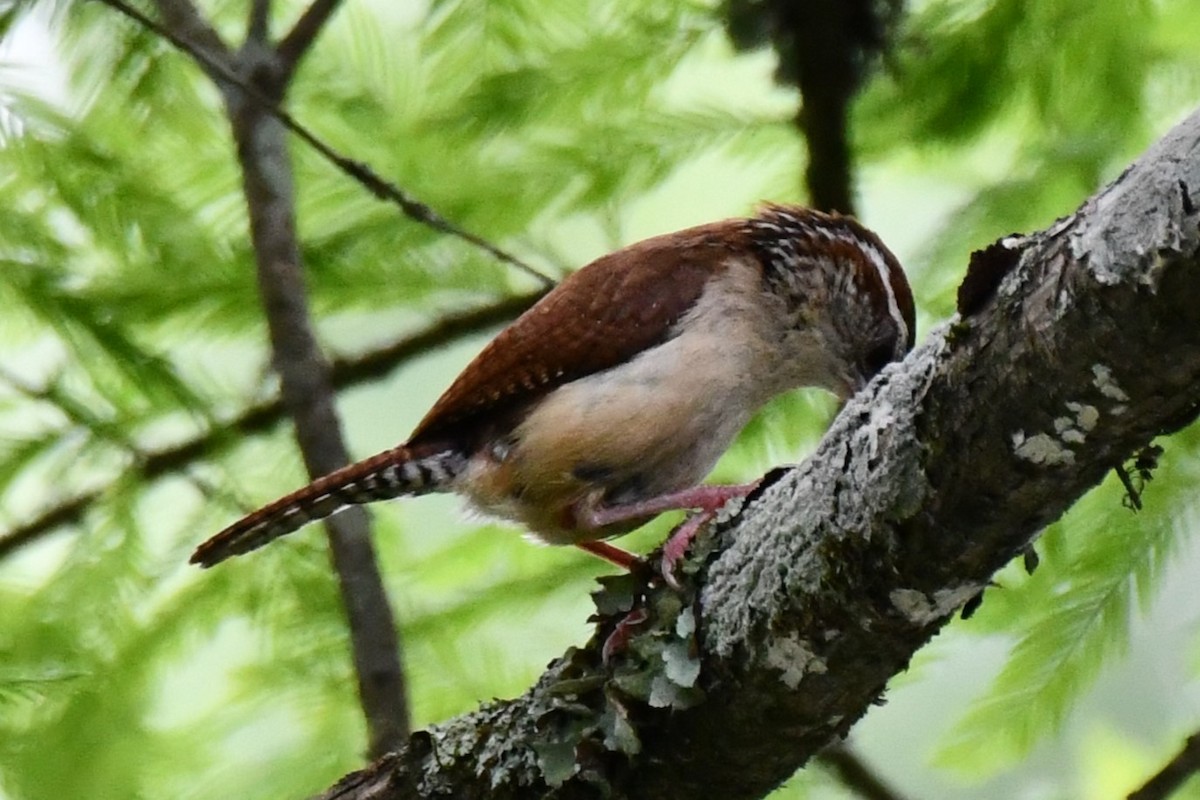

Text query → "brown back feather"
[407,220,746,447]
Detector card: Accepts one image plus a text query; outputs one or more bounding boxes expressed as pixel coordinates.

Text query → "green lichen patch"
[531,526,722,790]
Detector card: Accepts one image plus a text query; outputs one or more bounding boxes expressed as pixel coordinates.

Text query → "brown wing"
[407,219,748,447]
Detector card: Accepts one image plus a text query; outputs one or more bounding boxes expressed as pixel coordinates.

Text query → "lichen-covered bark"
[317,108,1200,800]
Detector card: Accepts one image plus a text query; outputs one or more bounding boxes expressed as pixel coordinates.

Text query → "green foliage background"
[2,0,1200,797]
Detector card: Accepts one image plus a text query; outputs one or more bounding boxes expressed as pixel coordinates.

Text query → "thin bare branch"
[145,0,230,77]
[788,0,865,215]
[1128,732,1200,800]
[89,0,555,289]
[277,0,342,78]
[723,1,902,215]
[0,292,543,560]
[247,0,271,44]
[0,493,96,558]
[230,29,409,748]
[817,744,910,800]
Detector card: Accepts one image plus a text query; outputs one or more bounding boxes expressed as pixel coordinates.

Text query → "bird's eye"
[863,340,896,378]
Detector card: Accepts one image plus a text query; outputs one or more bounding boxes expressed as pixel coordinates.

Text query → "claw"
[658,509,719,590]
[602,607,650,664]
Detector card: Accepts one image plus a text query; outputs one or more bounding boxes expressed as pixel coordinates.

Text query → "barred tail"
[190,445,467,567]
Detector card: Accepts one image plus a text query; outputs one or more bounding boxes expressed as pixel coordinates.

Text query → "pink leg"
[578,481,761,529]
[576,540,644,571]
[576,480,761,588]
[585,482,763,661]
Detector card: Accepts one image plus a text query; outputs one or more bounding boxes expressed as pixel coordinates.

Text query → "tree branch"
[146,0,229,76]
[228,38,410,751]
[277,0,343,79]
[247,0,271,44]
[0,292,542,561]
[788,0,864,214]
[817,744,910,800]
[1128,732,1200,800]
[96,0,416,758]
[313,107,1200,799]
[85,0,551,767]
[722,0,901,214]
[90,0,554,288]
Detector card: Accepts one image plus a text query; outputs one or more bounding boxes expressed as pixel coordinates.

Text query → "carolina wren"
[192,205,915,571]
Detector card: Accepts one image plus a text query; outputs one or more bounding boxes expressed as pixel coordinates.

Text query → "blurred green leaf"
[936,428,1200,776]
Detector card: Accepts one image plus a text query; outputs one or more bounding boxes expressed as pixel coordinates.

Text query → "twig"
[1128,732,1200,800]
[818,743,911,800]
[0,493,96,558]
[0,291,543,560]
[246,0,271,44]
[0,366,245,515]
[146,0,228,71]
[277,0,343,77]
[89,0,555,289]
[1115,462,1143,510]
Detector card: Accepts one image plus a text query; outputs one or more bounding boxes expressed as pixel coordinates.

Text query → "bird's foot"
[658,508,719,590]
[601,607,650,665]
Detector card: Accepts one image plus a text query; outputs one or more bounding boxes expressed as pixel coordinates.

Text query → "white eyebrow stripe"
[863,243,908,348]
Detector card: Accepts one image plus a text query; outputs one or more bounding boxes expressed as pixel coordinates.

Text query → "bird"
[191,204,915,579]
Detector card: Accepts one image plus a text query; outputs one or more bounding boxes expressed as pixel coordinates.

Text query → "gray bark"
[317,107,1200,799]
